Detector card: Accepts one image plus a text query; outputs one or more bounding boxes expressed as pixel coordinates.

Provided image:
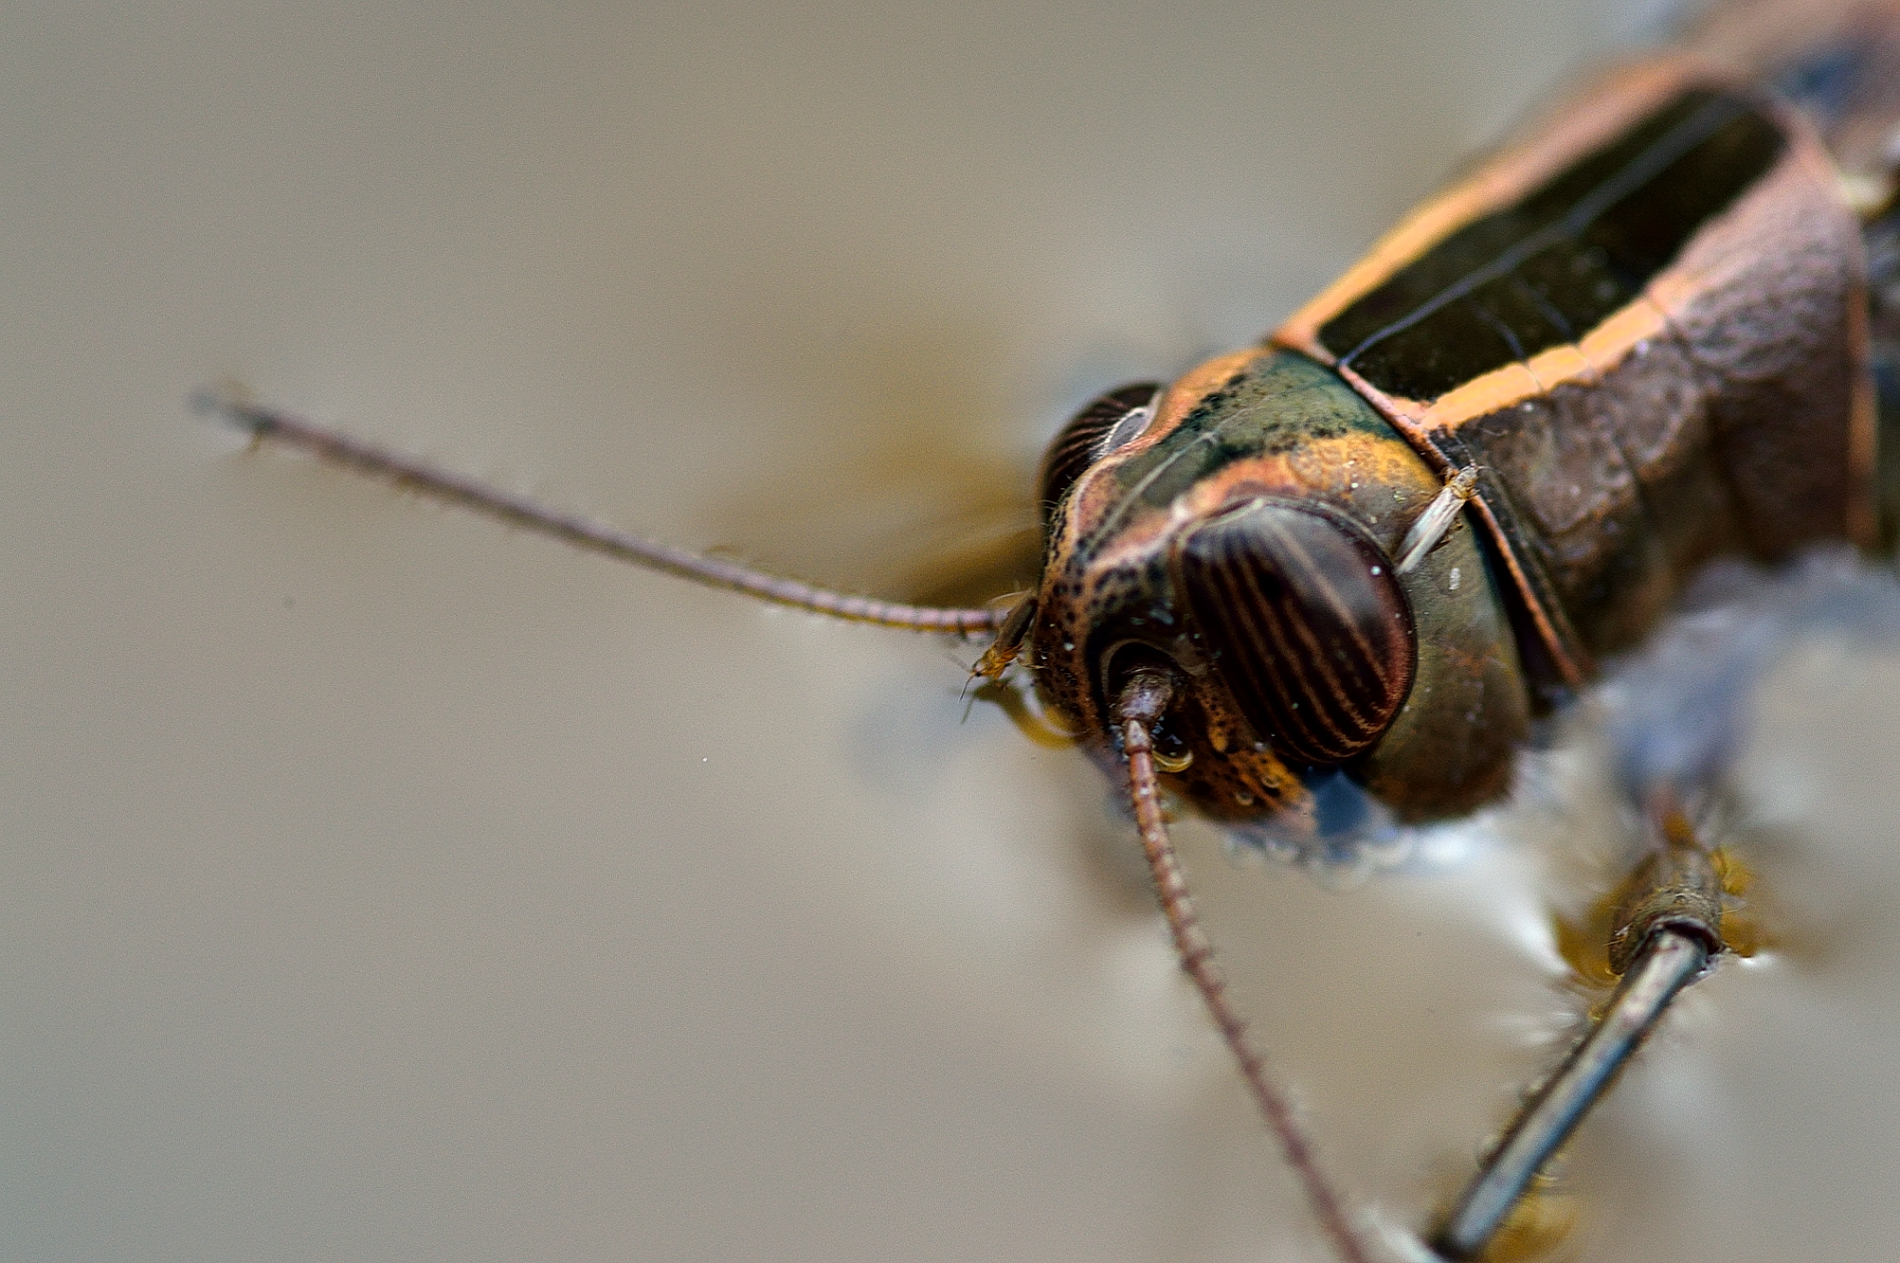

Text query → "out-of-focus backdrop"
[8,2,1900,1260]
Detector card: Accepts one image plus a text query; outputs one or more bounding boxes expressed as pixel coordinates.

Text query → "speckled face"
[1029,349,1532,832]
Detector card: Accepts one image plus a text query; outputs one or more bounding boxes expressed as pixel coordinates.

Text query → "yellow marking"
[1275,56,1717,352]
[1580,296,1670,372]
[1526,342,1593,388]
[1276,172,1530,354]
[1288,215,1707,438]
[1643,267,1705,324]
[1415,300,1670,434]
[1419,363,1543,429]
[1062,348,1267,556]
[1148,348,1263,438]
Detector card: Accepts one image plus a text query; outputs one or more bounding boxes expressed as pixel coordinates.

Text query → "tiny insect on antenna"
[1113,665,1378,1263]
[194,386,1014,637]
[970,593,1038,681]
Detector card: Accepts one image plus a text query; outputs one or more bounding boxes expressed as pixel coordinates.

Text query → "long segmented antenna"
[198,389,1012,635]
[1116,668,1375,1263]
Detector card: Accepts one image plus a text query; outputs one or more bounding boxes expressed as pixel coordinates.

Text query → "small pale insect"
[202,1,1900,1261]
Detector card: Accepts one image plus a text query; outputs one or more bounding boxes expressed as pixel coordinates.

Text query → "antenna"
[1115,668,1375,1263]
[198,389,1013,635]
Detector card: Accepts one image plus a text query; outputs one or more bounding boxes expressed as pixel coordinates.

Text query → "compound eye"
[1175,499,1414,766]
[1037,382,1160,529]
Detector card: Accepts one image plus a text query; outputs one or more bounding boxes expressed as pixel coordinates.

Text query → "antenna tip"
[189,380,263,430]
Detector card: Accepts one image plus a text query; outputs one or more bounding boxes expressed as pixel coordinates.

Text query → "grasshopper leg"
[1429,791,1727,1261]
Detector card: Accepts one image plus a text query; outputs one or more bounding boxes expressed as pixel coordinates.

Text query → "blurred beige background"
[9,2,1900,1261]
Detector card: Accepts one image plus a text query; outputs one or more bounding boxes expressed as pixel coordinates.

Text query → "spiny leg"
[1115,667,1376,1263]
[1429,790,1727,1261]
[197,387,1013,635]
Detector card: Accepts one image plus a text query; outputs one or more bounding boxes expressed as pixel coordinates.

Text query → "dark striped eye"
[1036,382,1160,529]
[1174,499,1414,766]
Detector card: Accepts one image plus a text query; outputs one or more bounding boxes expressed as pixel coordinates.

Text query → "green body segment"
[1106,353,1401,516]
[1034,350,1530,826]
